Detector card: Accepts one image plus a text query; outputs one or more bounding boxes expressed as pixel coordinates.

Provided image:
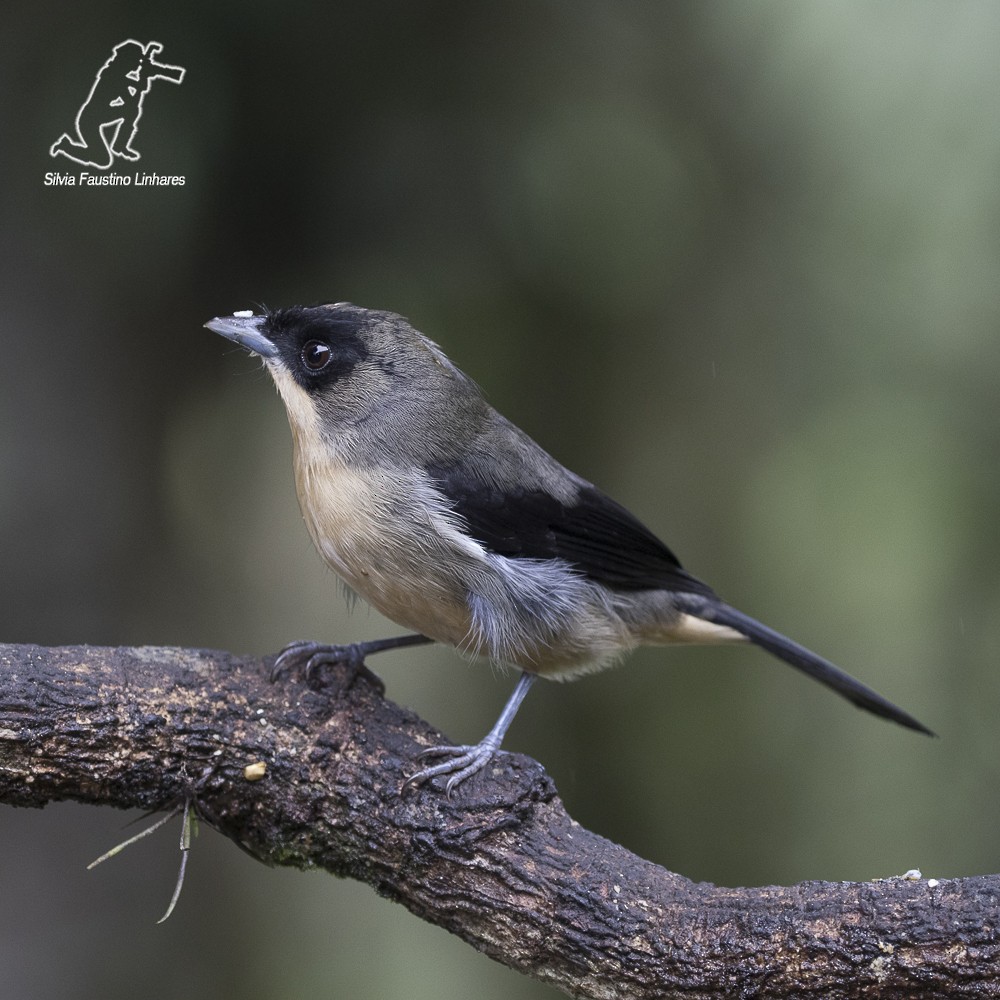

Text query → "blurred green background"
[3,2,999,997]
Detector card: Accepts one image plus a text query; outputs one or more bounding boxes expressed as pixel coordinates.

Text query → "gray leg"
[404,671,538,795]
[271,634,432,692]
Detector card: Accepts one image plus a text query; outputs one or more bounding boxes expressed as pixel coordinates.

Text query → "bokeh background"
[3,2,1000,997]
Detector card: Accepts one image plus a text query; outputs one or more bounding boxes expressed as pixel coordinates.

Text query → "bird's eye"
[302,340,332,371]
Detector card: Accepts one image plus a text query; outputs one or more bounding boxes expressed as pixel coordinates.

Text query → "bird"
[205,302,931,793]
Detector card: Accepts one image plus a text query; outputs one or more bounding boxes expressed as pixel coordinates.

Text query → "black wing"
[428,461,716,596]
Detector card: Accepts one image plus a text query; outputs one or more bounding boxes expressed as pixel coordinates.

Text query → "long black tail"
[673,593,933,735]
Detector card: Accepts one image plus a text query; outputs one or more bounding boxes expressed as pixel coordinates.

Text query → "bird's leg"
[271,634,432,693]
[404,671,538,796]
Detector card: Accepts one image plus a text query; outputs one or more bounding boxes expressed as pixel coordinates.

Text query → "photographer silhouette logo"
[50,40,185,170]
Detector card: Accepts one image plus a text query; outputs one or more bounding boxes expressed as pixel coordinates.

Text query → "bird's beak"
[204,314,279,358]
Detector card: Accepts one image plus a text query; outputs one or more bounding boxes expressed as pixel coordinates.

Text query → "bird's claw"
[402,740,502,796]
[270,640,385,695]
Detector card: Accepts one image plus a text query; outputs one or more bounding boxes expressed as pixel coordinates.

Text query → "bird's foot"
[270,639,385,695]
[403,738,503,796]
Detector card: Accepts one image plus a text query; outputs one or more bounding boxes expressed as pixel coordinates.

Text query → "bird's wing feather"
[427,459,716,596]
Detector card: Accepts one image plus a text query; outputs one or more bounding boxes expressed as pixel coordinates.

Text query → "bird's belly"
[316,530,473,646]
[295,461,474,645]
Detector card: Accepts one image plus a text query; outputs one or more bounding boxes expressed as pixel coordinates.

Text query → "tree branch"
[0,642,994,997]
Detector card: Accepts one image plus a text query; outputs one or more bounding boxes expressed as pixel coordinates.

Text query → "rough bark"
[0,642,995,998]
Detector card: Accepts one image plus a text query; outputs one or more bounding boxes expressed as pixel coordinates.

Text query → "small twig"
[86,798,197,923]
[87,806,182,870]
[158,797,196,923]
